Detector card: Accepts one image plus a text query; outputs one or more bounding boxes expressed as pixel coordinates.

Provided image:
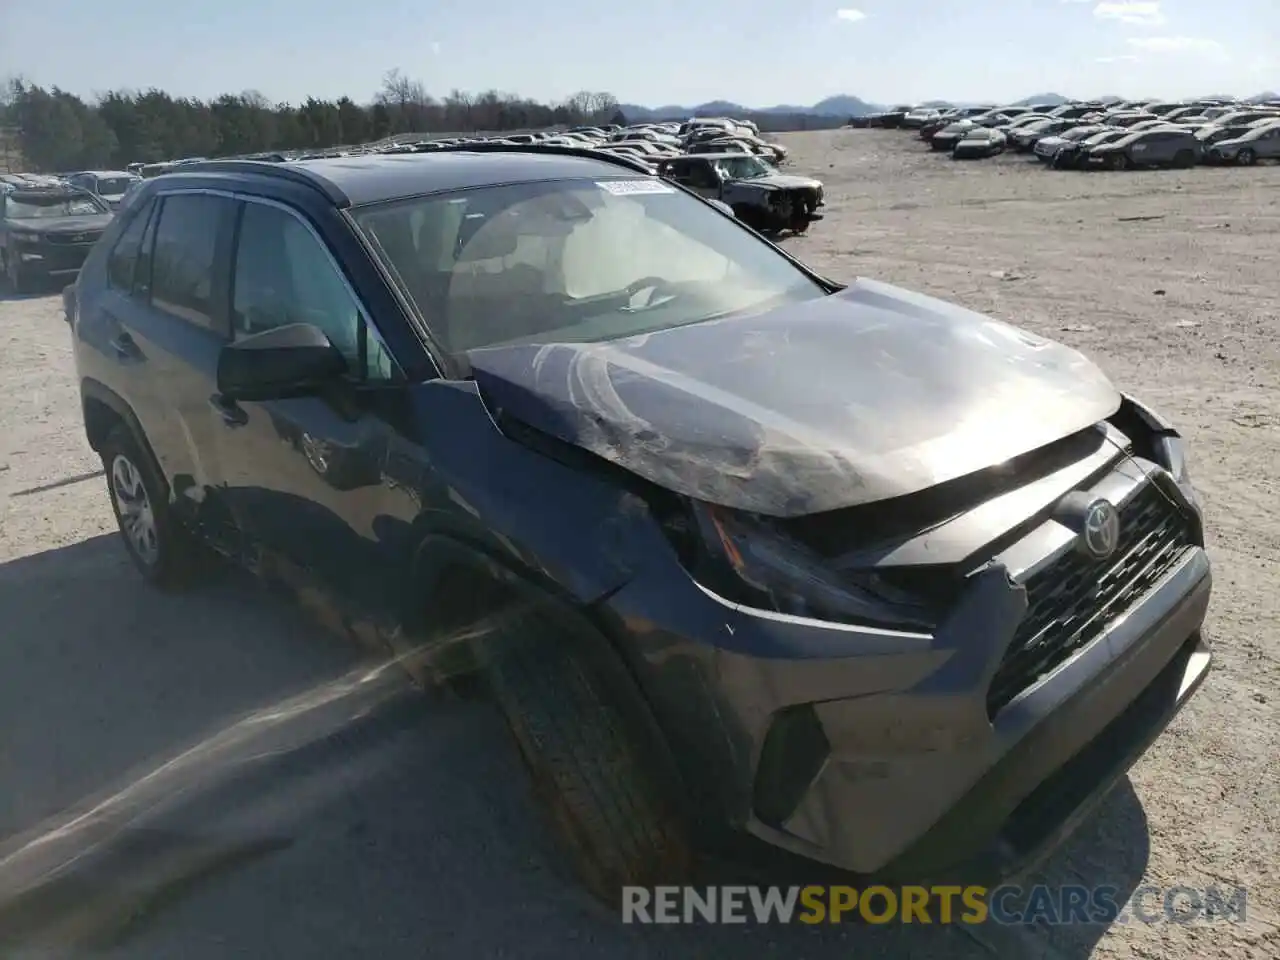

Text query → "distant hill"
[1246,90,1279,102]
[1013,92,1070,106]
[615,88,1273,125]
[618,95,881,121]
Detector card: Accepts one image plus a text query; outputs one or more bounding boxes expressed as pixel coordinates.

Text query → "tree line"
[0,69,623,173]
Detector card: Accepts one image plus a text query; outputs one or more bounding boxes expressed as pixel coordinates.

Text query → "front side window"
[232,202,394,380]
[150,194,227,331]
[353,177,828,354]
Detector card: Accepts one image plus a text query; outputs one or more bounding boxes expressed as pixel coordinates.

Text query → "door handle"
[109,333,139,359]
[208,393,249,427]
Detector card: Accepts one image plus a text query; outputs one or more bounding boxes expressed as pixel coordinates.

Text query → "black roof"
[175,150,653,208]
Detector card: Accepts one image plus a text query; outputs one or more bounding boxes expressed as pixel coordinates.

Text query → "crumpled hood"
[467,279,1121,517]
[737,173,822,191]
[12,215,112,235]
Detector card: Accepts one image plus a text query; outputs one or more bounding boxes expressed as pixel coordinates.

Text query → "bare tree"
[377,68,433,133]
[564,90,620,125]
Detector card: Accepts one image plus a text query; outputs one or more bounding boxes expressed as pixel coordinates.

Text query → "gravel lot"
[0,129,1276,958]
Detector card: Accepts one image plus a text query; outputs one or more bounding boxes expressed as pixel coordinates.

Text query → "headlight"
[686,502,935,630]
[1155,434,1196,496]
[10,230,38,242]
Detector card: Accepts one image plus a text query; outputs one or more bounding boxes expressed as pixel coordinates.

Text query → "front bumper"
[953,143,1001,159]
[10,241,94,277]
[603,462,1211,882]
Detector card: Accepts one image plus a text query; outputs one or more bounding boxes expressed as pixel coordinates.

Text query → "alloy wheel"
[111,453,160,566]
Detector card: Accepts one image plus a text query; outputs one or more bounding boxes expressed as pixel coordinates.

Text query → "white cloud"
[836,9,867,22]
[430,41,441,54]
[1094,2,1166,26]
[1096,54,1141,63]
[1126,36,1226,56]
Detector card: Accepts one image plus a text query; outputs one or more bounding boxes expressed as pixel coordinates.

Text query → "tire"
[100,422,208,590]
[489,622,693,906]
[1237,148,1256,166]
[4,247,31,294]
[1172,150,1195,169]
[1109,153,1130,171]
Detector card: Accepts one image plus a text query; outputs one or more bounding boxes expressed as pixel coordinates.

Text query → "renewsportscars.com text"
[621,884,1248,926]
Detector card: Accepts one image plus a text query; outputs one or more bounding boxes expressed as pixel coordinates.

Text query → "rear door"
[105,190,241,545]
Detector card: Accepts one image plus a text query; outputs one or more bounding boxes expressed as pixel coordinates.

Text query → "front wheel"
[1172,150,1196,169]
[1237,148,1256,166]
[489,624,694,905]
[1109,153,1130,171]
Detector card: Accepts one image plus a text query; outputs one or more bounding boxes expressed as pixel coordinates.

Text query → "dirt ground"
[0,129,1275,957]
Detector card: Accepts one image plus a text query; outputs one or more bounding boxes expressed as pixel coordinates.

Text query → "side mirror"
[217,323,347,402]
[708,198,735,218]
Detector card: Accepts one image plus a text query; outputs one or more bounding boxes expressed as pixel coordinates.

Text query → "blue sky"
[1,1,1275,107]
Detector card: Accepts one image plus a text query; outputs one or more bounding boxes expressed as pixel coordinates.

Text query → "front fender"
[720,182,773,208]
[395,379,679,623]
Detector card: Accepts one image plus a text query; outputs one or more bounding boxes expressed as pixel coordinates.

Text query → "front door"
[666,160,723,200]
[210,198,409,623]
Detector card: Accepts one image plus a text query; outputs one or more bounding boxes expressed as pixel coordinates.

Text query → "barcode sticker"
[596,179,676,195]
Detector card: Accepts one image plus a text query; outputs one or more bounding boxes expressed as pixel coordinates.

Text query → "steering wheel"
[623,276,679,308]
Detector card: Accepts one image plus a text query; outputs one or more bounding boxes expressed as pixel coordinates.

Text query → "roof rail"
[155,159,350,206]
[425,142,656,175]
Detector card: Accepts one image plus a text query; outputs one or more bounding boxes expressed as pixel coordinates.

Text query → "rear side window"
[107,199,155,293]
[150,194,227,332]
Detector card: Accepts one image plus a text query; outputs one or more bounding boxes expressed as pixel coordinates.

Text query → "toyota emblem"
[1080,499,1120,560]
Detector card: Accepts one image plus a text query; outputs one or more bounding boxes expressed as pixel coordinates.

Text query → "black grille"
[46,232,101,246]
[986,482,1194,718]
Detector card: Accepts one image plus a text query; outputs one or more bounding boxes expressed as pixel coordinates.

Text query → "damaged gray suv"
[70,147,1211,906]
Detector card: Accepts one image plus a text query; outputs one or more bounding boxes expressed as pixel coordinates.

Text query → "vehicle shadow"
[0,534,1149,958]
[0,290,55,304]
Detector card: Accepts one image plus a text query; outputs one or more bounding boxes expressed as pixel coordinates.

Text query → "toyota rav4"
[67,146,1211,905]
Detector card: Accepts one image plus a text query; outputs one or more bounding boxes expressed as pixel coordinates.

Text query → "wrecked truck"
[657,153,824,235]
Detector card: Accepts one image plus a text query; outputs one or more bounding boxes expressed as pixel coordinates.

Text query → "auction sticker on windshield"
[597,179,676,195]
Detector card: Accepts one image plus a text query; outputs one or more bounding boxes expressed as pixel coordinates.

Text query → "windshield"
[95,176,137,196]
[352,178,826,353]
[5,194,106,219]
[714,155,774,179]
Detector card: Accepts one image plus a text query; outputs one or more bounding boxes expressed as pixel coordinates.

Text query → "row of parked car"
[862,99,1280,169]
[135,118,828,237]
[1,117,828,293]
[2,169,144,207]
[0,171,134,293]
